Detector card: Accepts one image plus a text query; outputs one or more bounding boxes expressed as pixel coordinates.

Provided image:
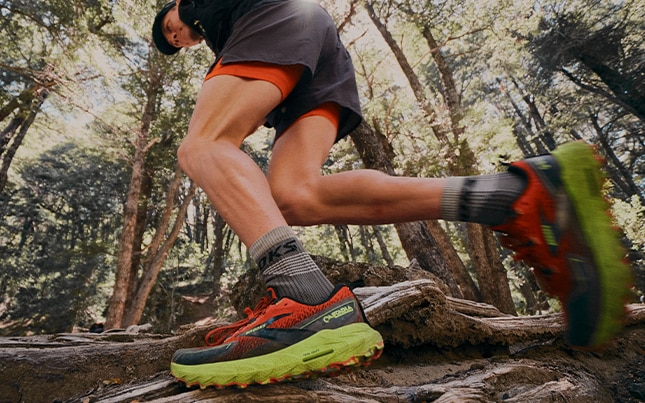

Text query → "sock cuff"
[440,177,466,222]
[249,226,297,262]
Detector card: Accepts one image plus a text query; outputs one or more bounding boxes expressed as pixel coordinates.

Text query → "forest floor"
[66,323,645,403]
[1,279,644,403]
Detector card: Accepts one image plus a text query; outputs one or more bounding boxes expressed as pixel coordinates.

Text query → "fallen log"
[0,280,643,402]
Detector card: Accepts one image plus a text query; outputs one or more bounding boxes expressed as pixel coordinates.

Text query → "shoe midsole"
[552,141,631,346]
[170,322,383,386]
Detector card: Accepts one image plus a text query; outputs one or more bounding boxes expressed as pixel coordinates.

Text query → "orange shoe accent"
[171,285,384,388]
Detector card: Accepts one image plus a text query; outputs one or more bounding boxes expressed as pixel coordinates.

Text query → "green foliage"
[0,0,117,94]
[1,0,643,334]
[0,143,128,334]
[612,195,645,294]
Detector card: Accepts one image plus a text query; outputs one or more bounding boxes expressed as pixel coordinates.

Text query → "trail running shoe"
[170,285,384,388]
[492,141,632,349]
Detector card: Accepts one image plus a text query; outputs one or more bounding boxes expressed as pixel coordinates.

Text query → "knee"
[177,135,226,180]
[271,181,322,225]
[177,137,201,178]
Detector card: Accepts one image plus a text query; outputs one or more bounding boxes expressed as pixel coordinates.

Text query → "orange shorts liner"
[206,60,340,129]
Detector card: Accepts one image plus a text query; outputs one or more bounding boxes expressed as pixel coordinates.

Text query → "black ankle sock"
[249,226,334,304]
[441,172,527,226]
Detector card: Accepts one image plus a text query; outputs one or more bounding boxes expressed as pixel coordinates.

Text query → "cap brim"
[152,2,181,55]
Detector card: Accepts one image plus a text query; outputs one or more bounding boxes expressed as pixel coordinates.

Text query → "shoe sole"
[170,322,384,388]
[552,141,633,348]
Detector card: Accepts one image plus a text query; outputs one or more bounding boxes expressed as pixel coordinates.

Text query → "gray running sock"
[249,226,334,304]
[441,172,526,226]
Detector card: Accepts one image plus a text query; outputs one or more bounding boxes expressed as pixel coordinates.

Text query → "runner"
[152,0,632,388]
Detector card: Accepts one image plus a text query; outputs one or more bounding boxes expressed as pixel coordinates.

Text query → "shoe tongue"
[266,287,279,300]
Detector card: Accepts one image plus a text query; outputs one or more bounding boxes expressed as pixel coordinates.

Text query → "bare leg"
[268,115,446,226]
[178,74,338,302]
[177,75,287,247]
[179,75,448,243]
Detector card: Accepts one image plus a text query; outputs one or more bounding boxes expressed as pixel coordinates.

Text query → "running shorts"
[204,0,361,142]
[206,60,341,132]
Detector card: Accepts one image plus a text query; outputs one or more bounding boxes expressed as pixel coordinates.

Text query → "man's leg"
[269,116,444,225]
[177,73,334,304]
[269,116,523,228]
[172,75,383,388]
[270,129,631,350]
[177,75,286,247]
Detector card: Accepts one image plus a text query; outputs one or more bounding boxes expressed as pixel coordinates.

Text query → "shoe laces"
[204,290,276,346]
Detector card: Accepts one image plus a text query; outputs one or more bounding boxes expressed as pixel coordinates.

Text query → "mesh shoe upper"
[173,285,368,365]
[493,155,581,298]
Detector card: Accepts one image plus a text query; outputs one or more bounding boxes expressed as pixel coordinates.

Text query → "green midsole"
[171,322,383,386]
[552,141,631,345]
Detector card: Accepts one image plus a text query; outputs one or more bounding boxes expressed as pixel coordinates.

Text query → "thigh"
[185,74,283,147]
[267,115,337,186]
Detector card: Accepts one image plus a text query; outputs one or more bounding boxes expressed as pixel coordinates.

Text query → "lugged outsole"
[171,322,384,389]
[552,141,633,347]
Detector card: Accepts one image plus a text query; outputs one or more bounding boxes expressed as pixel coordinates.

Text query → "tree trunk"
[334,224,355,262]
[106,127,148,328]
[393,221,461,296]
[123,168,197,326]
[372,225,395,267]
[125,171,152,311]
[0,88,47,193]
[466,224,517,315]
[363,1,450,144]
[358,226,377,263]
[589,112,645,204]
[572,51,645,123]
[522,93,556,152]
[425,220,480,301]
[208,211,228,295]
[0,83,39,123]
[106,61,164,329]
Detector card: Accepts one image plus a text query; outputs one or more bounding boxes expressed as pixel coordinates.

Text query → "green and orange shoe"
[170,285,384,388]
[493,141,633,349]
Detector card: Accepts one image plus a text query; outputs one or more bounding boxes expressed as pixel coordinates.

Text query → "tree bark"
[0,88,48,193]
[589,112,645,204]
[426,220,480,301]
[0,83,39,123]
[106,59,164,329]
[126,172,153,308]
[122,167,197,326]
[572,51,645,124]
[466,224,516,315]
[372,225,395,267]
[363,1,449,144]
[210,211,229,295]
[334,224,354,262]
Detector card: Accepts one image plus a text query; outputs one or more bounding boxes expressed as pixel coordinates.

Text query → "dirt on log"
[1,261,644,402]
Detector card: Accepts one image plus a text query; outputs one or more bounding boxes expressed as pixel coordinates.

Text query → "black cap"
[152,1,181,55]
